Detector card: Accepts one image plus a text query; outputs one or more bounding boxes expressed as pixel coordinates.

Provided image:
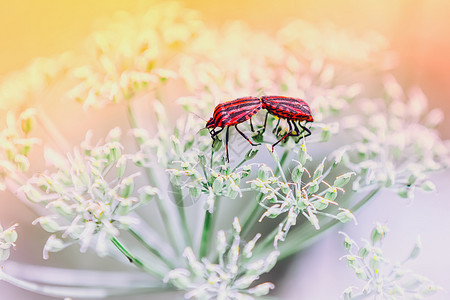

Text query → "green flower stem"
[199,197,219,258]
[254,186,382,261]
[275,149,289,181]
[241,149,290,239]
[274,149,289,183]
[126,103,183,255]
[126,102,139,129]
[111,237,165,278]
[210,146,215,168]
[0,268,165,298]
[232,156,250,173]
[128,228,176,269]
[199,211,213,258]
[240,193,265,238]
[170,182,193,248]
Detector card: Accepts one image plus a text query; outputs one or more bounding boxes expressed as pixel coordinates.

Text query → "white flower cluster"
[340,225,440,299]
[66,2,200,109]
[248,145,356,247]
[334,75,450,197]
[165,217,278,300]
[23,128,158,258]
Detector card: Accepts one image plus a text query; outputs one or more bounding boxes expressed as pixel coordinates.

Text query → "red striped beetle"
[206,96,262,162]
[260,96,314,150]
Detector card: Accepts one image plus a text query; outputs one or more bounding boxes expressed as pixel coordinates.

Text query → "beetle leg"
[291,121,301,136]
[249,117,255,132]
[235,124,261,146]
[299,122,312,137]
[226,126,230,163]
[272,119,293,151]
[257,111,269,135]
[293,121,312,143]
[211,127,224,139]
[272,117,281,134]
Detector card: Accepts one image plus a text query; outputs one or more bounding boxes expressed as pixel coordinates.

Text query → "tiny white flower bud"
[232,217,241,234]
[139,186,158,203]
[337,208,357,225]
[248,282,275,296]
[106,127,122,142]
[22,184,43,203]
[14,154,30,172]
[264,251,280,273]
[33,216,61,233]
[216,230,227,254]
[233,275,259,289]
[243,233,261,258]
[43,235,66,259]
[48,199,73,216]
[420,180,436,192]
[408,235,422,260]
[19,108,36,135]
[205,187,215,213]
[115,155,127,178]
[164,268,191,289]
[2,224,18,244]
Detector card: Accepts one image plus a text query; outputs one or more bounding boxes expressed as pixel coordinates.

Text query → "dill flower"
[164,217,278,299]
[24,128,157,257]
[0,223,18,262]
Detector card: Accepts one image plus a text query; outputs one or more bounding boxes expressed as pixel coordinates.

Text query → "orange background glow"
[1,1,450,299]
[1,0,450,138]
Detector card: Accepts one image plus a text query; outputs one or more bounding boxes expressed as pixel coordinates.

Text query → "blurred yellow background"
[1,0,450,135]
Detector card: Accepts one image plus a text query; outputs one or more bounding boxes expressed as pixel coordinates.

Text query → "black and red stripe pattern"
[206,96,262,162]
[206,97,262,128]
[261,96,313,122]
[260,96,314,149]
[205,95,314,161]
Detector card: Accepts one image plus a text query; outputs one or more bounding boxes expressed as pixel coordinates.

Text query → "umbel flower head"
[334,75,450,198]
[24,128,157,258]
[340,224,441,299]
[164,217,278,299]
[66,2,202,109]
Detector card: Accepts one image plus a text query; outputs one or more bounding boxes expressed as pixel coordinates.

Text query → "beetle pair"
[206,96,314,162]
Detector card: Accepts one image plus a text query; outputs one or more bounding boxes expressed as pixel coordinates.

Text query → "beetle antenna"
[190,112,208,123]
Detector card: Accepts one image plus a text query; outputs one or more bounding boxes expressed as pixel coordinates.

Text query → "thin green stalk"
[199,211,213,258]
[240,149,290,239]
[232,156,249,173]
[275,149,289,180]
[274,151,288,183]
[210,146,215,168]
[239,193,264,238]
[128,228,176,269]
[147,169,181,254]
[170,182,193,248]
[111,237,165,278]
[0,268,165,299]
[126,103,182,255]
[126,102,139,129]
[199,197,219,258]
